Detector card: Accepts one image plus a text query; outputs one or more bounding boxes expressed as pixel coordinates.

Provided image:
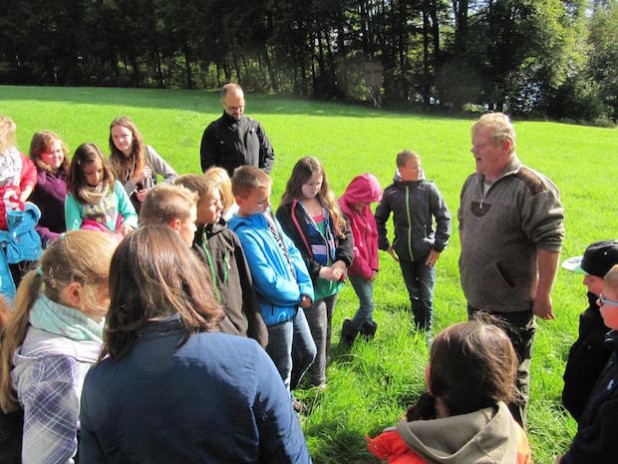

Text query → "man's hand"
[387,246,399,262]
[533,293,555,320]
[425,249,441,268]
[534,249,559,320]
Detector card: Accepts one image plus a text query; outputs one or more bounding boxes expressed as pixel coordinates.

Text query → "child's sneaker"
[341,319,358,348]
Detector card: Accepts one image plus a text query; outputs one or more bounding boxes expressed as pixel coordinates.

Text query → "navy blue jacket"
[79,316,311,464]
[562,330,618,463]
[562,292,612,422]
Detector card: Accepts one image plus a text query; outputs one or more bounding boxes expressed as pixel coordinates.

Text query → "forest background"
[0,0,616,124]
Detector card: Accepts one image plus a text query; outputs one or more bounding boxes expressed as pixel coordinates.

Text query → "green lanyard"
[201,231,223,304]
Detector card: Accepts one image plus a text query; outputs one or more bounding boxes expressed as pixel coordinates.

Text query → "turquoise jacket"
[64,180,138,232]
[0,203,43,300]
[229,211,314,326]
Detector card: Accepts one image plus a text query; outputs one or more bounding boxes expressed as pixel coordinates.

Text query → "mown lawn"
[2,85,617,463]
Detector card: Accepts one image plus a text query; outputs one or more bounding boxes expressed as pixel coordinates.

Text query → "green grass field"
[2,85,617,463]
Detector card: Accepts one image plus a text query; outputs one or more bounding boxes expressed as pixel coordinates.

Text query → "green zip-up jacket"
[375,176,451,262]
[193,220,268,348]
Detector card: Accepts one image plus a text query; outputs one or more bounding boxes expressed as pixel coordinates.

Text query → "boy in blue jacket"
[229,166,316,399]
[375,150,451,341]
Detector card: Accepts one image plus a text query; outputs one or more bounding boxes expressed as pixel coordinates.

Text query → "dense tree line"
[0,0,615,122]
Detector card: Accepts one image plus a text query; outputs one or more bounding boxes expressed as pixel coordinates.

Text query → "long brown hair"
[109,116,145,181]
[103,225,222,361]
[281,156,346,239]
[29,130,70,176]
[0,231,117,413]
[428,320,518,416]
[66,143,116,201]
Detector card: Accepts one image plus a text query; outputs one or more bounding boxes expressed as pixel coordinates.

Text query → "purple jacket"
[30,169,67,247]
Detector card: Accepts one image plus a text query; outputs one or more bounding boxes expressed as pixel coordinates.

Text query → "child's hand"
[319,266,334,280]
[387,246,399,262]
[331,260,347,281]
[368,270,377,283]
[136,188,149,203]
[425,249,441,267]
[300,295,312,308]
[119,223,134,237]
[131,165,152,184]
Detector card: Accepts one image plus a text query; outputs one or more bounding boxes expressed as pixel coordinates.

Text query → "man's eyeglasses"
[600,294,618,308]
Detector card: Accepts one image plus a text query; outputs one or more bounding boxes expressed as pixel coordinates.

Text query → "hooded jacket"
[367,402,531,464]
[12,326,102,464]
[561,330,618,463]
[193,219,268,347]
[375,173,451,262]
[562,292,611,422]
[0,149,37,231]
[0,203,43,299]
[276,198,354,283]
[339,174,382,280]
[228,211,314,327]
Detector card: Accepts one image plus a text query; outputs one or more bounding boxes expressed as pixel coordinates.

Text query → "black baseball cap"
[562,240,618,277]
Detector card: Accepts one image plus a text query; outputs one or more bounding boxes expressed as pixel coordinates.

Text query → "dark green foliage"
[0,0,614,122]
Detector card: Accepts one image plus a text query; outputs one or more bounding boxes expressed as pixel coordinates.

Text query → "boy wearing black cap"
[561,240,618,421]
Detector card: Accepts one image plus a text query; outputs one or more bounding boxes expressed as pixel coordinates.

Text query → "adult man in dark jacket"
[200,83,274,176]
[458,112,565,427]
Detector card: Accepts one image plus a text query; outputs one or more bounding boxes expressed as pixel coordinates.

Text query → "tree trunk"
[182,42,193,89]
[422,0,431,106]
[262,44,279,92]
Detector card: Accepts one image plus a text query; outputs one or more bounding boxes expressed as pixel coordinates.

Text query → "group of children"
[0,110,616,463]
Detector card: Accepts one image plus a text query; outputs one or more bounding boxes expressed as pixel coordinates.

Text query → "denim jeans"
[266,307,317,391]
[349,275,374,331]
[399,258,436,333]
[305,294,338,386]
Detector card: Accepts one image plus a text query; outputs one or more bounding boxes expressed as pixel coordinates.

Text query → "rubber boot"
[360,321,378,340]
[341,319,358,348]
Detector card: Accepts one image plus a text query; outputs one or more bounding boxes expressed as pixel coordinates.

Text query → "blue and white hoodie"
[229,211,314,327]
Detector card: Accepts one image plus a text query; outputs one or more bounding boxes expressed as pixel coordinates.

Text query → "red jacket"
[339,174,382,280]
[0,151,37,230]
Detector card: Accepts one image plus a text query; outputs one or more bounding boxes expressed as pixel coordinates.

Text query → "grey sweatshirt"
[458,155,564,312]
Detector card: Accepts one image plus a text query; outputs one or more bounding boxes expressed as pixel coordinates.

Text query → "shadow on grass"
[0,85,473,120]
[303,417,379,464]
